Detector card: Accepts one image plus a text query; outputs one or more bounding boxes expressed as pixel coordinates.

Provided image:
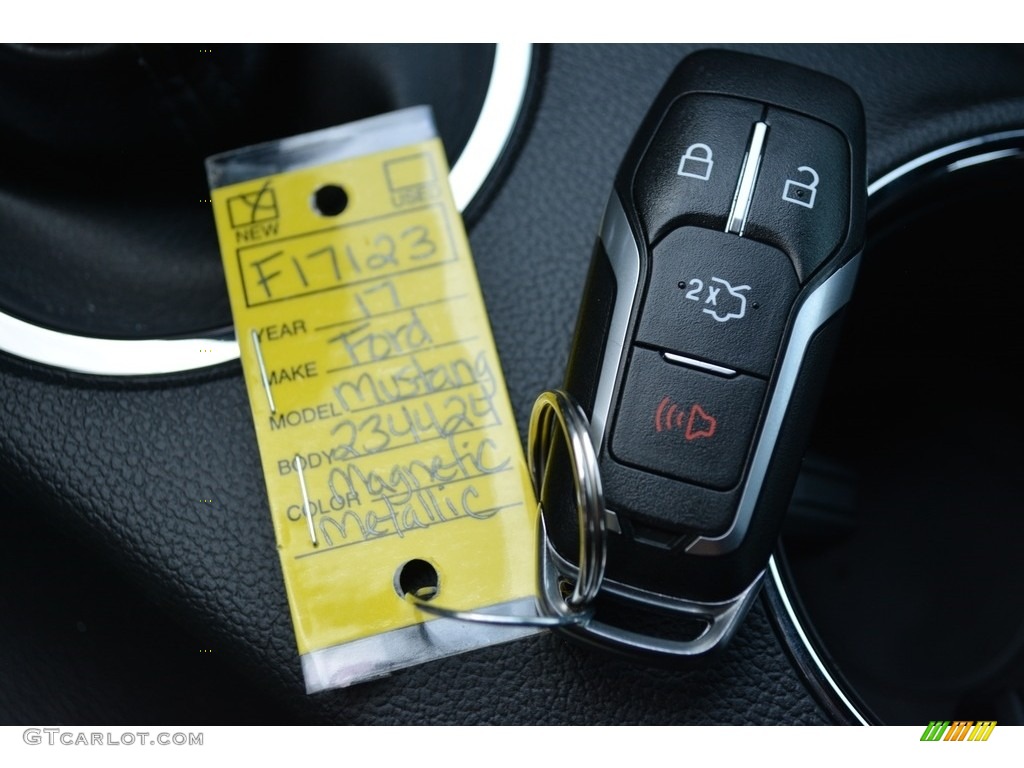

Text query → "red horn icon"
[685,403,717,440]
[655,396,684,432]
[654,397,717,440]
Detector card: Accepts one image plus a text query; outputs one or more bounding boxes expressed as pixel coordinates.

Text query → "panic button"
[610,347,766,490]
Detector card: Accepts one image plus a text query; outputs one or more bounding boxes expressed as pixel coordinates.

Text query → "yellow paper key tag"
[206,107,540,691]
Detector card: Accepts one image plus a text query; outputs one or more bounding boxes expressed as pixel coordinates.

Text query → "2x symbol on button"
[678,143,714,181]
[680,276,751,322]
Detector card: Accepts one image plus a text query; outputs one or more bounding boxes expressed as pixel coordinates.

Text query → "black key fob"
[538,49,866,660]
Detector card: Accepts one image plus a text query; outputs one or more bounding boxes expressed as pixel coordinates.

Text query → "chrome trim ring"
[0,43,534,376]
[767,556,870,724]
[771,129,1024,726]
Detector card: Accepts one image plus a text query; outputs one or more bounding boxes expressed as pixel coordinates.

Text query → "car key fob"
[538,50,866,660]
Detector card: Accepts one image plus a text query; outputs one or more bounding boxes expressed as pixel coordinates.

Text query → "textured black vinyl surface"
[3,44,1024,724]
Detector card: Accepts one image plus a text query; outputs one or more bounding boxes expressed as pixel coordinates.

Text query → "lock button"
[678,143,714,180]
[634,95,763,244]
[743,108,850,282]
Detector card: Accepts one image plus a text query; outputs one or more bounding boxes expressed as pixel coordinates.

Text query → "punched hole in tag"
[395,558,440,601]
[312,184,349,217]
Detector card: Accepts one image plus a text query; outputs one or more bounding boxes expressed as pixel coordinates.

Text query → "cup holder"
[0,44,531,374]
[774,133,1024,724]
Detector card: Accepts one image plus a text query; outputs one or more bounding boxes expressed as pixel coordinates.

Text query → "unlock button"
[782,166,819,208]
[743,108,850,281]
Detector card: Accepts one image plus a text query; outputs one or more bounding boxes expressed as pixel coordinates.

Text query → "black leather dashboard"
[2,43,1024,724]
